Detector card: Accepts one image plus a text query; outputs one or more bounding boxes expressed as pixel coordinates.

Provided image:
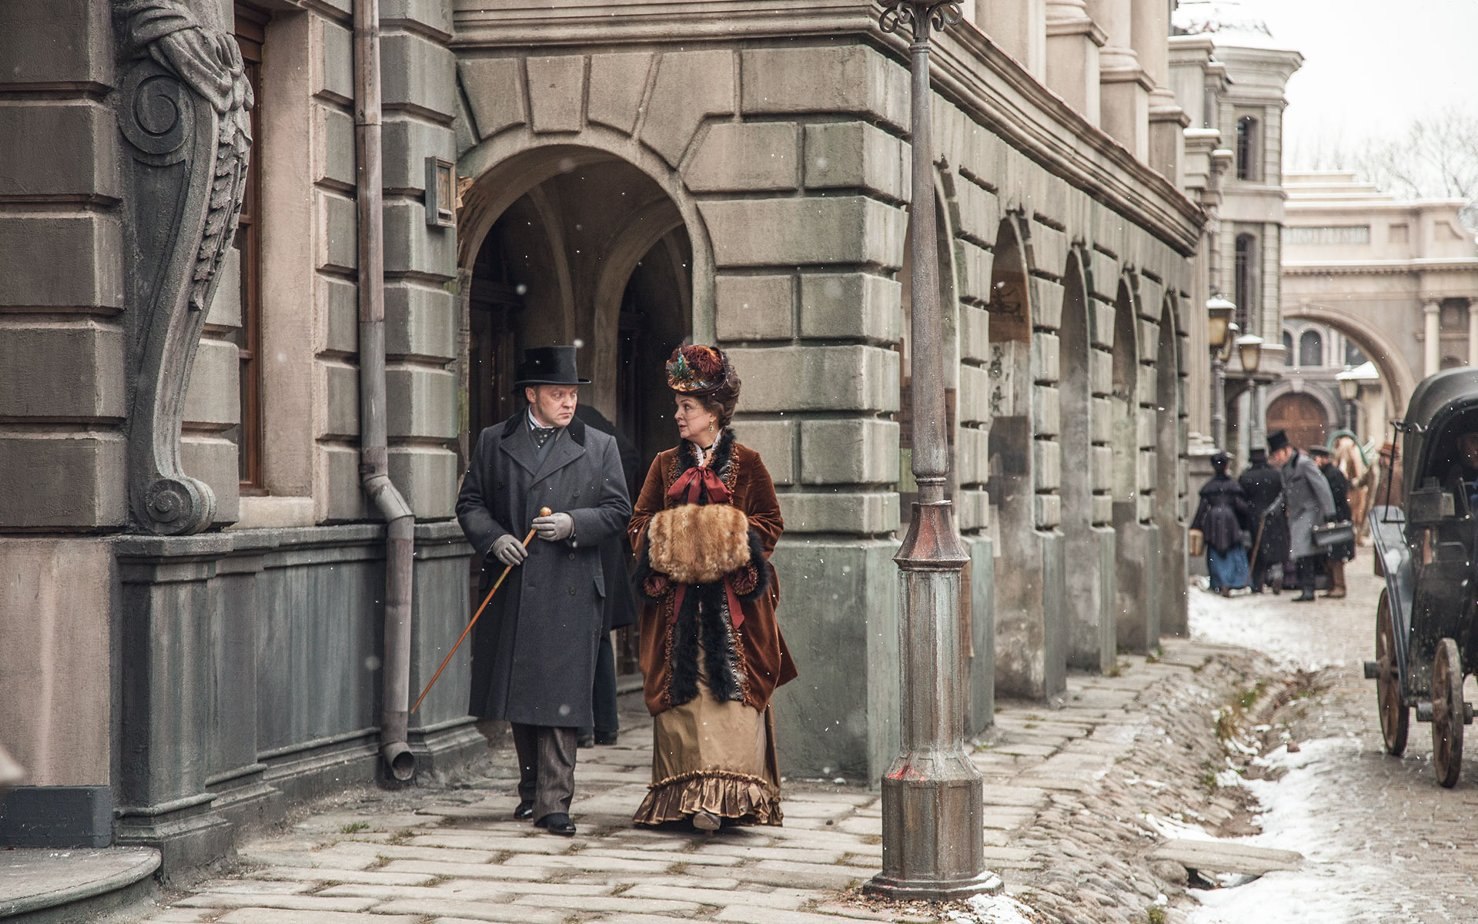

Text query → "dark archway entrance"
[464,154,693,672]
[1111,277,1158,652]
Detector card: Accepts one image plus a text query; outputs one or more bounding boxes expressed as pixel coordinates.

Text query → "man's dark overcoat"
[1282,450,1337,559]
[456,412,631,727]
[1240,460,1289,565]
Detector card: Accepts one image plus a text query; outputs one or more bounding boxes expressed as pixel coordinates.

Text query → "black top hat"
[1267,430,1289,453]
[514,345,589,388]
[1248,447,1268,462]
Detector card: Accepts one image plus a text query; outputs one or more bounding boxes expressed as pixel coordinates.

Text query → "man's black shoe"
[576,733,596,748]
[1293,592,1316,602]
[594,731,618,745]
[535,813,576,836]
[514,800,535,820]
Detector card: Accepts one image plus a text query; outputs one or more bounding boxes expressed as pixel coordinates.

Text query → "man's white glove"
[532,511,575,542]
[492,533,528,566]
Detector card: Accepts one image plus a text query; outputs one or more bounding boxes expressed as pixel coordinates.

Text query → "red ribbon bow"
[667,465,731,506]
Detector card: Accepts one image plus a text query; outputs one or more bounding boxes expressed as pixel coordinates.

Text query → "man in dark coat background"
[456,345,631,836]
[1240,447,1289,593]
[1310,446,1354,598]
[571,403,640,748]
[1268,430,1336,603]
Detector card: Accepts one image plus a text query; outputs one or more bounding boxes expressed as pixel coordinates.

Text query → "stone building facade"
[1280,172,1478,445]
[1170,0,1302,461]
[1,0,1210,872]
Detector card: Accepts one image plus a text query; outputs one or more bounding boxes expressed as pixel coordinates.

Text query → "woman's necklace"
[694,441,715,468]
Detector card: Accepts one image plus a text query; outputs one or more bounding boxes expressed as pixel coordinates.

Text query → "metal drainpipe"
[354,0,416,783]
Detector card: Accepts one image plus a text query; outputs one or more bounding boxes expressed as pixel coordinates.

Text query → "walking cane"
[1247,513,1268,580]
[411,507,551,714]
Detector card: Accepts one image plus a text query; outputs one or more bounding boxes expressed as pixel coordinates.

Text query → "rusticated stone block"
[317,192,357,273]
[0,0,110,86]
[1138,319,1161,364]
[382,118,456,193]
[1035,493,1061,530]
[715,275,793,341]
[1034,279,1064,331]
[181,435,239,525]
[1088,250,1121,303]
[642,50,733,165]
[388,446,458,519]
[380,0,454,39]
[458,57,525,139]
[1090,394,1113,444]
[322,361,360,439]
[1089,349,1113,397]
[725,345,898,414]
[957,425,990,485]
[386,365,458,441]
[955,240,994,305]
[730,419,795,486]
[798,418,899,485]
[315,104,356,190]
[0,215,122,310]
[526,55,585,135]
[802,122,903,200]
[1032,384,1060,438]
[208,249,242,330]
[741,46,907,133]
[778,491,898,536]
[385,283,457,361]
[700,197,904,269]
[957,487,990,532]
[959,305,990,362]
[182,338,239,428]
[959,362,992,428]
[319,277,359,355]
[688,122,799,193]
[588,53,653,134]
[0,102,118,199]
[381,33,456,120]
[383,200,456,281]
[1031,332,1060,385]
[0,432,126,528]
[954,178,1000,246]
[1030,222,1068,279]
[0,322,124,420]
[798,273,900,343]
[314,18,353,103]
[1034,439,1061,493]
[318,444,367,522]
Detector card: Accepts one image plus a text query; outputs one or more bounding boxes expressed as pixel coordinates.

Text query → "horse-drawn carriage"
[1366,367,1478,787]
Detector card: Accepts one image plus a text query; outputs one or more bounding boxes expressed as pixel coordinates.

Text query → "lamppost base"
[863,870,1004,902]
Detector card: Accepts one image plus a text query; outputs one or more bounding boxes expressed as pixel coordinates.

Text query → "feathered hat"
[665,344,741,421]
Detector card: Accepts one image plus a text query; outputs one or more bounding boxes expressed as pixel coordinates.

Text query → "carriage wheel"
[1431,638,1465,788]
[1375,590,1409,756]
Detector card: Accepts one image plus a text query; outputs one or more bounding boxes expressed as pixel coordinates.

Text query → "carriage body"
[1367,368,1478,786]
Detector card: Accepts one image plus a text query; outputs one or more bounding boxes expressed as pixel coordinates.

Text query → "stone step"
[0,847,159,923]
[1149,838,1304,877]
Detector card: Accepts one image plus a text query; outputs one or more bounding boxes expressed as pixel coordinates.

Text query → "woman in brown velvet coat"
[629,345,798,830]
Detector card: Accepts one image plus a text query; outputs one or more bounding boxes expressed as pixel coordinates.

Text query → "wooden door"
[1268,392,1329,453]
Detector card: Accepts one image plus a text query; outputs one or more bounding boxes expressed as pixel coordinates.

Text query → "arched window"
[1344,340,1367,367]
[1299,330,1324,368]
[1235,116,1260,181]
[1282,330,1294,361]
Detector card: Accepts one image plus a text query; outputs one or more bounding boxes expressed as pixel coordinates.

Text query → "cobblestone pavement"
[113,635,1280,924]
[1186,567,1478,924]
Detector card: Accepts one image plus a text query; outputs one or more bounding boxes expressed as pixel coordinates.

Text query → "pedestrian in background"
[572,403,641,749]
[455,345,632,837]
[1268,429,1336,603]
[629,345,797,831]
[1375,441,1404,510]
[1310,446,1354,599]
[1239,447,1288,594]
[1192,451,1252,596]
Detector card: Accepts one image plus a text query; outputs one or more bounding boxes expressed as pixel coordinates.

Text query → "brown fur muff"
[647,503,750,584]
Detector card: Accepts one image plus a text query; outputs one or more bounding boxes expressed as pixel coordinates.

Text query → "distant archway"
[1267,392,1331,453]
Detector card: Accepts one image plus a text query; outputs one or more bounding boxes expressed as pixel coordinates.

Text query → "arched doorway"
[1154,297,1187,636]
[462,151,694,673]
[1111,276,1158,652]
[1061,251,1112,672]
[990,217,1065,700]
[1267,392,1330,453]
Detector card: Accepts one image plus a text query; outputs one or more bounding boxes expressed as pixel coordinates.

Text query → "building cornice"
[1284,258,1478,276]
[452,0,1204,256]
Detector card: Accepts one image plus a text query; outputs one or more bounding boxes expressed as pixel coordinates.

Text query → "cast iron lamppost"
[1206,296,1235,450]
[865,0,1001,901]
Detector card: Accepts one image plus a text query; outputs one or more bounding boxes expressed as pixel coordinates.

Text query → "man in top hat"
[456,345,632,836]
[1239,446,1288,594]
[1267,430,1336,602]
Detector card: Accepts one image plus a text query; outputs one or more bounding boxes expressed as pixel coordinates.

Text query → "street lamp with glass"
[1337,366,1360,431]
[863,0,1001,902]
[1206,296,1236,450]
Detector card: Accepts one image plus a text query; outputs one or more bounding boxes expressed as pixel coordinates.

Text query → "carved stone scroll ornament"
[115,0,253,535]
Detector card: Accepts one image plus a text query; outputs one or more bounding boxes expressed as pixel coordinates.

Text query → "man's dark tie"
[531,425,556,449]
